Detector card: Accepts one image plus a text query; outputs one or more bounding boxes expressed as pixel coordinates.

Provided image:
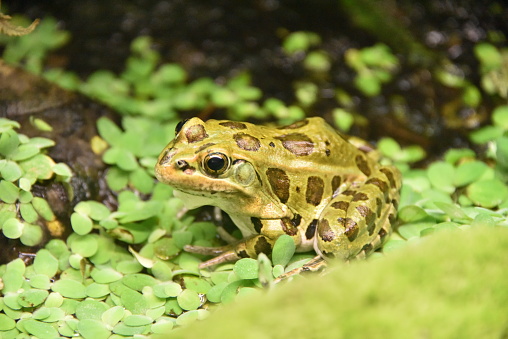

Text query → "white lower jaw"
[173,190,215,210]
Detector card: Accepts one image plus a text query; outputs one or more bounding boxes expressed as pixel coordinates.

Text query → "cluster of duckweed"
[0,119,72,246]
[1,13,508,338]
[380,105,508,254]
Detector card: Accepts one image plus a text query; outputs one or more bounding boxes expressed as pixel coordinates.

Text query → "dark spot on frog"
[306,176,324,206]
[295,186,300,193]
[355,155,371,177]
[352,192,368,201]
[325,140,330,146]
[331,176,342,195]
[356,205,376,235]
[274,133,314,156]
[376,198,383,215]
[175,159,195,175]
[388,213,396,224]
[251,217,263,233]
[291,214,302,227]
[305,219,318,239]
[318,219,335,242]
[361,243,373,254]
[237,249,249,258]
[378,228,388,241]
[266,168,290,204]
[278,119,309,129]
[233,132,261,151]
[342,190,356,196]
[325,149,331,156]
[380,168,397,188]
[269,142,275,147]
[331,200,349,211]
[194,143,216,154]
[365,178,388,197]
[219,121,247,129]
[280,218,298,236]
[185,124,208,143]
[391,198,399,210]
[254,236,272,255]
[338,217,359,242]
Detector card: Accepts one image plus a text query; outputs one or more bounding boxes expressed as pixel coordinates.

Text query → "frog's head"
[155,117,289,218]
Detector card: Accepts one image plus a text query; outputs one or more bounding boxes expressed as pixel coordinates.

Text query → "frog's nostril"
[176,160,188,168]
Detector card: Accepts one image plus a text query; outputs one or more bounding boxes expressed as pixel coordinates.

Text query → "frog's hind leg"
[315,170,398,261]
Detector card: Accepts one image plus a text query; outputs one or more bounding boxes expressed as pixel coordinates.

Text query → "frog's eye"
[175,119,189,135]
[203,152,230,175]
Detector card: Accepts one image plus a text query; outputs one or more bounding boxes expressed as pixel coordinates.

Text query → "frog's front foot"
[185,234,275,268]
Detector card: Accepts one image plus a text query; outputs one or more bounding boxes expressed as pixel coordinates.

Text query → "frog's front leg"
[184,217,300,268]
[185,234,275,268]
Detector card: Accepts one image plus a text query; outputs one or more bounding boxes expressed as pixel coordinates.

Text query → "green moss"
[165,227,508,339]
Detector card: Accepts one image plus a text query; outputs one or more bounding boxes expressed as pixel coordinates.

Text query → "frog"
[155,117,401,273]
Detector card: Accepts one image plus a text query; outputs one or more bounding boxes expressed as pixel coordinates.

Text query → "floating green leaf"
[70,234,99,257]
[32,197,55,221]
[398,205,429,223]
[454,161,490,187]
[176,289,201,311]
[0,160,22,181]
[2,218,24,239]
[90,267,123,284]
[51,279,87,299]
[467,179,508,208]
[0,129,20,156]
[17,289,49,308]
[233,258,259,280]
[23,319,60,339]
[75,300,109,321]
[206,282,228,303]
[124,314,153,326]
[71,212,93,235]
[97,117,123,147]
[33,249,59,277]
[0,314,16,331]
[120,289,149,314]
[10,144,40,161]
[427,161,455,193]
[20,203,38,222]
[122,273,158,291]
[0,180,19,203]
[272,234,296,267]
[101,306,125,328]
[153,281,182,298]
[77,319,111,339]
[28,274,51,290]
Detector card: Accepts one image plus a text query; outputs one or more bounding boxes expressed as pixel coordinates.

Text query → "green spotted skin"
[155,117,401,268]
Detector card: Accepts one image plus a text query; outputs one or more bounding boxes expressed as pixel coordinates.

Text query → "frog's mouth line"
[172,186,237,196]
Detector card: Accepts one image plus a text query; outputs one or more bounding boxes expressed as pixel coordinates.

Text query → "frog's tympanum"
[155,117,401,272]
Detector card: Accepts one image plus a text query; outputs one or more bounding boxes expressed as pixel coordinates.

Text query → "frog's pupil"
[207,156,225,171]
[175,119,189,135]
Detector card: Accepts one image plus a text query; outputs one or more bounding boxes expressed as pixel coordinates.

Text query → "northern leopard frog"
[155,117,401,272]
